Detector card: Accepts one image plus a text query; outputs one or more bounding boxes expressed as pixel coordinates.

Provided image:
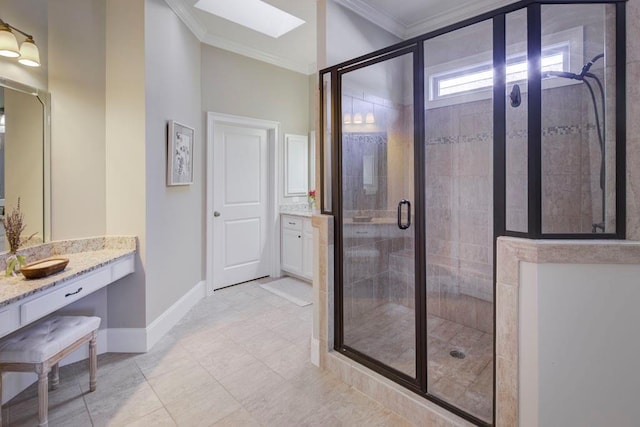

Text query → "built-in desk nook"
[0,236,136,340]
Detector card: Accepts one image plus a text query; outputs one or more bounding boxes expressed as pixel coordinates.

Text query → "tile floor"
[346,303,493,422]
[1,278,413,426]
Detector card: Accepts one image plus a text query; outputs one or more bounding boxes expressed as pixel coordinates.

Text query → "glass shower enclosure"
[320,1,625,425]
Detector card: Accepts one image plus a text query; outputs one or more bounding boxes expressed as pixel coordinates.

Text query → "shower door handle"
[397,199,411,230]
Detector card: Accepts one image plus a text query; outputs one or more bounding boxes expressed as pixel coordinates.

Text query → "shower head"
[542,70,579,80]
[542,54,604,81]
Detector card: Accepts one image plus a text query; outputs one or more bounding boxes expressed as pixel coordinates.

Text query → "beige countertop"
[0,236,136,308]
[280,209,314,218]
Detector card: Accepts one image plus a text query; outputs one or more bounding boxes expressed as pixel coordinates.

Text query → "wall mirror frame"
[284,133,309,197]
[0,76,51,246]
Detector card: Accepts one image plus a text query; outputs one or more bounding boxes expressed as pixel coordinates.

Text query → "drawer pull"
[65,287,83,297]
[356,231,368,235]
[288,222,296,225]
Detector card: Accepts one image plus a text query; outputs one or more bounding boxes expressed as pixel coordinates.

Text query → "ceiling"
[165,0,514,75]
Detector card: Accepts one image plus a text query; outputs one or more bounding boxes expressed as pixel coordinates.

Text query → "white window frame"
[425,26,585,109]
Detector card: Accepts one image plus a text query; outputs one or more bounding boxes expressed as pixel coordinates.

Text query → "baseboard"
[1,281,207,405]
[310,337,320,367]
[145,280,206,351]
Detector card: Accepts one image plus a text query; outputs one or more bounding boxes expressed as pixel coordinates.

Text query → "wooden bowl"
[21,257,69,280]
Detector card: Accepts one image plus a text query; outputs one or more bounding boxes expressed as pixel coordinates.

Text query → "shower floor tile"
[345,302,493,423]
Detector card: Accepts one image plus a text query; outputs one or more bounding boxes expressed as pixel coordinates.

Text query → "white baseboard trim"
[310,337,320,367]
[1,281,207,404]
[145,280,206,351]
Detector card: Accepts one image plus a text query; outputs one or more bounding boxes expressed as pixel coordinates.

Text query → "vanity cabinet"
[281,215,312,281]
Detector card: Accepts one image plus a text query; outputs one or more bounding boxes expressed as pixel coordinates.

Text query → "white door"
[213,124,269,289]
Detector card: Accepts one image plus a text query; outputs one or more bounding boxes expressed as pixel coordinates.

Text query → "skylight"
[194,0,306,38]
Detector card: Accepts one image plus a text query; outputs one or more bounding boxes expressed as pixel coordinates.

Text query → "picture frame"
[167,120,194,186]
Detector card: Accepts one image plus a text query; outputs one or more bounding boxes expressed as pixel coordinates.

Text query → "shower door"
[338,48,421,382]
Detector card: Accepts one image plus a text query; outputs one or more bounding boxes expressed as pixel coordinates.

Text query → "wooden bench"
[0,316,100,427]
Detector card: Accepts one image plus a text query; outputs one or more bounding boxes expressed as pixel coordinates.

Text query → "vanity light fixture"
[343,113,352,124]
[365,112,375,124]
[353,113,363,124]
[0,19,40,67]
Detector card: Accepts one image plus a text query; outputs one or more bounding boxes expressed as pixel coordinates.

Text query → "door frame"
[206,112,281,296]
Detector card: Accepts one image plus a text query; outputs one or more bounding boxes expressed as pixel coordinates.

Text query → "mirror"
[0,77,50,249]
[284,133,309,197]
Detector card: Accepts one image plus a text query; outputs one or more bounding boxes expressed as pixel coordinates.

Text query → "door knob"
[213,211,221,217]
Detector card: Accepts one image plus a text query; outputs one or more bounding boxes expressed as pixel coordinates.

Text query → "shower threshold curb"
[321,350,474,427]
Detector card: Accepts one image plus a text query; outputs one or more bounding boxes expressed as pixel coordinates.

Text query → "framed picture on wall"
[167,120,194,186]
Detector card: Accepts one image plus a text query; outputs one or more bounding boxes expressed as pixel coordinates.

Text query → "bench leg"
[89,331,97,392]
[36,364,49,427]
[50,364,59,390]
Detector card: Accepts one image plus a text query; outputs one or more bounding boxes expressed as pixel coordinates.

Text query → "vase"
[6,253,26,277]
[308,199,315,210]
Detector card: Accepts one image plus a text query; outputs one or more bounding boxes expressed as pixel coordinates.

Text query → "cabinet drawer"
[21,267,112,324]
[0,306,19,338]
[282,215,303,231]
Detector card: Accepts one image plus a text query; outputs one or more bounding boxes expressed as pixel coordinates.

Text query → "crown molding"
[164,0,208,40]
[163,0,315,75]
[333,0,517,40]
[332,0,407,39]
[404,0,514,38]
[201,33,313,75]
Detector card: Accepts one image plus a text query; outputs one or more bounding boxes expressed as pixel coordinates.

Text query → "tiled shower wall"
[342,47,605,336]
[425,99,494,333]
[506,83,608,234]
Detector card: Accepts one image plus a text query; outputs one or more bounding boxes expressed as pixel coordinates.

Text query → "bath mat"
[260,277,312,306]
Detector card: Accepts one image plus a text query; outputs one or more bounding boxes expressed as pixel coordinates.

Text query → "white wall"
[201,45,310,205]
[520,262,640,427]
[144,0,204,323]
[324,0,401,68]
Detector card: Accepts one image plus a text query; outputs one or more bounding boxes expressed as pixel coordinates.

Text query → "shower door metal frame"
[320,1,627,426]
[330,45,429,396]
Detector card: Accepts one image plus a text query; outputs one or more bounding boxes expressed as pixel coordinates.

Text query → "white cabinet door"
[302,229,313,280]
[281,228,303,274]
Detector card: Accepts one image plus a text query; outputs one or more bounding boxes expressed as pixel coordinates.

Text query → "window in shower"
[431,45,567,99]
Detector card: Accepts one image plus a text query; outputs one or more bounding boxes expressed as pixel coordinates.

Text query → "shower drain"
[449,349,466,359]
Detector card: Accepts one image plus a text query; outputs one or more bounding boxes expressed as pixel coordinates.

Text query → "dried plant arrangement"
[2,198,37,276]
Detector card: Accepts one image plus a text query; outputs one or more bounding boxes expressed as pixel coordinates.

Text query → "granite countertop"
[280,205,314,218]
[0,236,136,308]
[281,210,313,218]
